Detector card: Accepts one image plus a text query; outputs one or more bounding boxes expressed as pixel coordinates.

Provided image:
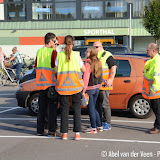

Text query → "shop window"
[7,3,27,20]
[33,0,52,1]
[133,0,148,17]
[32,3,53,20]
[105,0,127,18]
[8,0,26,2]
[55,0,75,1]
[81,1,103,19]
[55,1,76,20]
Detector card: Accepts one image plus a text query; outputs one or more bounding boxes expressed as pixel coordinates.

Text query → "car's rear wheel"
[28,93,39,115]
[129,95,153,119]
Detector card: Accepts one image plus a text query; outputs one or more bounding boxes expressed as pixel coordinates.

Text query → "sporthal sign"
[84,29,115,36]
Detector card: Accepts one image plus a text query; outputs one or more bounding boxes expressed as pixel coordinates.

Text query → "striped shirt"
[14,52,23,64]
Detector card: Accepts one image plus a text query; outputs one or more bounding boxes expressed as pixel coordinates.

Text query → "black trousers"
[60,91,82,133]
[37,87,58,133]
[150,98,160,129]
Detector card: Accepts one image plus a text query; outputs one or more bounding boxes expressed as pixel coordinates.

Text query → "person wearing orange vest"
[142,43,160,134]
[36,32,61,136]
[55,35,86,140]
[93,41,116,131]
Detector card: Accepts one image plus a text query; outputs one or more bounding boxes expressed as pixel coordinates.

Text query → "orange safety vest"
[142,54,160,99]
[142,76,160,99]
[55,51,83,95]
[36,47,56,90]
[98,50,113,90]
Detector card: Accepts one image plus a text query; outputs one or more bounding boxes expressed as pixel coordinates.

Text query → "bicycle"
[0,61,24,86]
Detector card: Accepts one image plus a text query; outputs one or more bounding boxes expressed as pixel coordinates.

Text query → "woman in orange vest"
[55,35,85,140]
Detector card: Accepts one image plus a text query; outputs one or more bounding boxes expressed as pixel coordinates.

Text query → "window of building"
[7,1,27,20]
[81,1,103,19]
[32,3,53,20]
[115,60,131,77]
[105,0,127,18]
[8,0,26,2]
[33,0,52,1]
[55,1,76,20]
[133,0,148,17]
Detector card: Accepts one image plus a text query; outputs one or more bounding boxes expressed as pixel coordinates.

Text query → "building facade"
[0,0,156,57]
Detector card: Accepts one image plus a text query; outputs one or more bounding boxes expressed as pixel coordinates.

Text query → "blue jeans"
[9,63,22,82]
[86,88,102,128]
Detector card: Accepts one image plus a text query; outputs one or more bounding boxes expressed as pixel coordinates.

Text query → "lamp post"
[126,0,134,51]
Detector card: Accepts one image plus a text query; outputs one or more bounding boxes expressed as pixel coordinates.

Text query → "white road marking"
[0,107,19,108]
[0,118,154,124]
[0,136,159,144]
[0,107,20,114]
[80,138,160,144]
[0,93,15,96]
[0,118,37,120]
[111,120,154,124]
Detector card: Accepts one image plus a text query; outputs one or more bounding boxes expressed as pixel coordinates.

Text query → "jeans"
[9,63,22,82]
[37,88,58,133]
[150,98,160,129]
[96,90,111,124]
[86,88,101,128]
[60,91,82,133]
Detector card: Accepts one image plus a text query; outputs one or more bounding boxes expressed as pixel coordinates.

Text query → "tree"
[141,0,160,44]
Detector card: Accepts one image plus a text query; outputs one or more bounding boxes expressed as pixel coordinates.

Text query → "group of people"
[35,32,117,140]
[0,47,23,85]
[35,33,160,140]
[1,33,160,139]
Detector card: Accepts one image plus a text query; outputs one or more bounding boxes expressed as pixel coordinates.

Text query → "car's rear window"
[105,47,128,54]
[115,60,131,77]
[73,47,87,59]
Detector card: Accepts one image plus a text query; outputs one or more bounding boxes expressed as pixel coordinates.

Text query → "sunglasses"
[95,46,101,48]
[51,39,56,43]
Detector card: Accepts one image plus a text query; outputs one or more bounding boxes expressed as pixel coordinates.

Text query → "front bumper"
[16,89,31,108]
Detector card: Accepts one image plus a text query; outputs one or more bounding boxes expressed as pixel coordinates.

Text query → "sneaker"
[37,130,48,136]
[97,126,103,132]
[84,128,97,134]
[103,123,111,131]
[75,133,80,141]
[48,131,62,137]
[62,133,68,140]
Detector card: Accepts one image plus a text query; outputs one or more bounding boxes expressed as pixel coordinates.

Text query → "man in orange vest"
[93,41,116,131]
[35,32,61,136]
[142,43,160,134]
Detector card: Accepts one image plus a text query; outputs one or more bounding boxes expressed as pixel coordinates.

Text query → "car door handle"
[124,80,131,83]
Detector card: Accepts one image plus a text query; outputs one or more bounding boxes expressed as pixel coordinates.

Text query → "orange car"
[16,55,152,119]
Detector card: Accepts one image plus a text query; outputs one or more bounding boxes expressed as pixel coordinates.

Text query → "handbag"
[82,93,89,107]
[47,86,58,101]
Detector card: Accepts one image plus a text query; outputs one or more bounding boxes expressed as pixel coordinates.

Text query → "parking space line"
[0,93,15,96]
[0,107,18,108]
[80,138,160,144]
[0,107,20,114]
[0,118,37,120]
[112,120,154,124]
[0,136,159,144]
[0,118,154,124]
